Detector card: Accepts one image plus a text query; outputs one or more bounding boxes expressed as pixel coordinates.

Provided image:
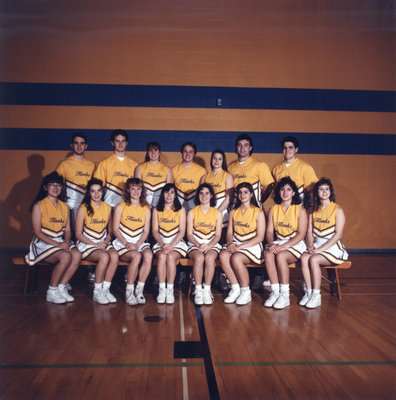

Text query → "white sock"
[94,282,102,290]
[280,284,290,293]
[307,289,313,296]
[195,284,202,291]
[204,284,211,292]
[127,284,135,291]
[137,281,145,289]
[167,283,174,290]
[49,286,57,291]
[271,283,280,293]
[231,284,240,290]
[58,284,66,290]
[103,281,111,290]
[313,289,320,295]
[241,286,250,292]
[159,282,166,289]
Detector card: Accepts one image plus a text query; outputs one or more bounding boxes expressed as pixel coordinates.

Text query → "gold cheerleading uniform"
[312,202,348,264]
[76,201,112,259]
[152,207,188,256]
[272,158,317,199]
[94,154,138,207]
[112,202,150,256]
[139,161,169,207]
[231,205,263,264]
[271,203,306,259]
[56,155,95,224]
[228,156,273,205]
[25,197,69,265]
[172,162,206,211]
[187,206,221,253]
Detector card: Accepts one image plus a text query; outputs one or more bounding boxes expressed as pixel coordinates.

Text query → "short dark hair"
[235,134,253,155]
[181,142,197,154]
[111,129,128,142]
[156,183,182,212]
[273,177,300,205]
[194,183,217,207]
[281,136,299,149]
[71,133,87,144]
[210,149,228,171]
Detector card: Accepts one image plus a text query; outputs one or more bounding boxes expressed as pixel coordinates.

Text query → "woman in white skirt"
[299,177,348,308]
[264,177,308,309]
[219,182,265,305]
[112,178,152,306]
[25,171,81,304]
[152,183,187,304]
[187,183,222,305]
[75,178,119,304]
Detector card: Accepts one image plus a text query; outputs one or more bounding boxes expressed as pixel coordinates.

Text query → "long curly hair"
[123,178,147,206]
[306,177,336,213]
[273,177,300,205]
[29,171,66,212]
[81,178,105,217]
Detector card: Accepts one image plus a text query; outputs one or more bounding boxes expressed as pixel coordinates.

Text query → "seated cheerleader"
[75,178,119,304]
[299,177,348,308]
[152,183,187,304]
[219,182,265,305]
[264,177,308,309]
[112,178,153,305]
[187,183,222,305]
[25,171,81,304]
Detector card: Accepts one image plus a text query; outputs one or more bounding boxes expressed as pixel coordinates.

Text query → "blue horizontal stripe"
[1,82,395,112]
[0,128,395,155]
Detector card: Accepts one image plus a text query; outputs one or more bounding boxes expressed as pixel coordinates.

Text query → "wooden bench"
[13,256,351,300]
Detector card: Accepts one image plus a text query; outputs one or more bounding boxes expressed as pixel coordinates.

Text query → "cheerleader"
[75,178,119,304]
[152,183,187,304]
[264,177,308,309]
[187,183,222,305]
[135,142,172,208]
[25,172,81,304]
[112,178,152,305]
[219,182,265,305]
[299,178,348,308]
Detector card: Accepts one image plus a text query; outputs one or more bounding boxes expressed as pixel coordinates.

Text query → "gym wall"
[0,0,395,250]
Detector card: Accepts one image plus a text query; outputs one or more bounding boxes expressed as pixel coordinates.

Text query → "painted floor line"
[0,362,203,370]
[215,360,396,367]
[179,291,189,400]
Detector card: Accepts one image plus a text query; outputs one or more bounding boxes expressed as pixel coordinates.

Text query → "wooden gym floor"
[0,252,395,400]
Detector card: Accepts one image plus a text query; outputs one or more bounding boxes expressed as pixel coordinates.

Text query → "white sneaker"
[194,289,203,305]
[157,288,166,304]
[65,283,72,291]
[93,288,109,305]
[236,289,252,305]
[166,288,175,304]
[203,288,214,305]
[273,292,290,309]
[224,287,241,303]
[46,289,67,304]
[135,287,146,305]
[126,289,138,305]
[305,293,321,308]
[104,288,117,303]
[299,293,311,306]
[264,291,279,307]
[58,286,75,302]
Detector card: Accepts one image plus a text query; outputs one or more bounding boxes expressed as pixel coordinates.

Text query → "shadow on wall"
[1,154,45,248]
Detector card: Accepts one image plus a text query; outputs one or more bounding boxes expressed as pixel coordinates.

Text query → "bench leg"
[326,268,342,300]
[24,266,40,295]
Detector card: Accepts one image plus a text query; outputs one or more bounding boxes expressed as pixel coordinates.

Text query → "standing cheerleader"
[135,142,172,208]
[75,178,119,304]
[300,178,348,308]
[219,182,265,305]
[26,172,81,304]
[203,149,234,226]
[264,177,308,309]
[112,178,152,305]
[187,183,222,305]
[152,183,187,304]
